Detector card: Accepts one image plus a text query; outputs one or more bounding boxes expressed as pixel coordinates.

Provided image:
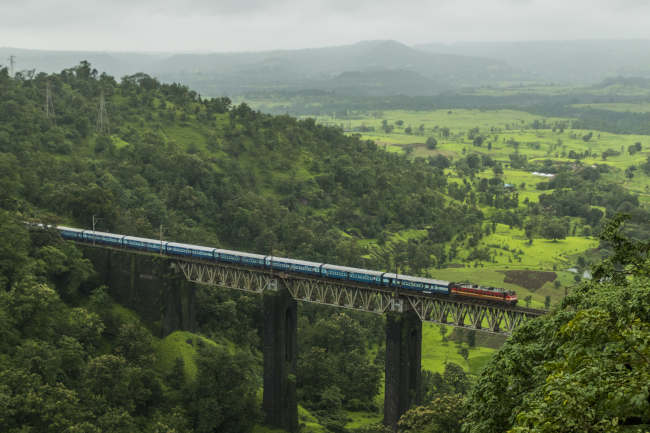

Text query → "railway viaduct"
[78,242,544,432]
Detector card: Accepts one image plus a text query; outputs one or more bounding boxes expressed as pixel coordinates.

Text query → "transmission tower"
[45,81,55,121]
[8,55,15,76]
[96,90,109,134]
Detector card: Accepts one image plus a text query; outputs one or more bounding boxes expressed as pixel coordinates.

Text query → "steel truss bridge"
[175,258,544,335]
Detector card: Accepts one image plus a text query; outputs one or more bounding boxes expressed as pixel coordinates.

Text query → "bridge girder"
[174,259,543,335]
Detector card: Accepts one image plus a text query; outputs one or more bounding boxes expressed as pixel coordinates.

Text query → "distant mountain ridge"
[416,39,650,83]
[0,41,514,96]
[3,39,650,96]
[129,40,517,96]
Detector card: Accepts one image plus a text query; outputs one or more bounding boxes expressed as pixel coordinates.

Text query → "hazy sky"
[2,0,650,52]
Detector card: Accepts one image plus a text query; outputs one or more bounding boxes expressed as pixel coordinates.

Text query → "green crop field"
[307,108,650,309]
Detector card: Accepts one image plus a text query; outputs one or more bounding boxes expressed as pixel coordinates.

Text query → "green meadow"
[310,108,650,307]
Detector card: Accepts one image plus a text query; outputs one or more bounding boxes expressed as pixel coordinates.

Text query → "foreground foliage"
[464,216,650,433]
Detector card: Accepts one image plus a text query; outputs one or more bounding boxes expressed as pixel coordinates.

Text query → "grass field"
[308,108,650,308]
[153,330,220,381]
[313,107,650,210]
[421,322,496,377]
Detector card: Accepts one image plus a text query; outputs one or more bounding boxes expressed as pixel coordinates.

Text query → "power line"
[96,90,109,134]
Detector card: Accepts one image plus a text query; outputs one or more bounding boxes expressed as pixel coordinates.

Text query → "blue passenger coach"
[58,226,85,241]
[166,242,214,259]
[123,235,164,253]
[322,264,383,284]
[54,225,521,303]
[84,230,124,246]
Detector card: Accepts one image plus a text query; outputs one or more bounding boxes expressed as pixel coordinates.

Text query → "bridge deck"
[73,240,545,334]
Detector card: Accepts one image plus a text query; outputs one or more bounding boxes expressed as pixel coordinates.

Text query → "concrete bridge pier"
[262,286,298,433]
[384,310,422,430]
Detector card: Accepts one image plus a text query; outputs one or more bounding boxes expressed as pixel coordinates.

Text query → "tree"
[524,222,535,244]
[467,331,476,348]
[0,212,30,290]
[298,313,381,409]
[540,217,568,241]
[439,324,448,342]
[426,136,438,150]
[628,141,642,155]
[465,216,650,433]
[187,345,260,433]
[398,394,467,433]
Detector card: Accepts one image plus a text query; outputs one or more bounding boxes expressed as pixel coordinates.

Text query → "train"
[56,225,518,305]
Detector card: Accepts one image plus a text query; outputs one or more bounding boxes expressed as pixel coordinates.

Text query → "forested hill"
[0,62,482,268]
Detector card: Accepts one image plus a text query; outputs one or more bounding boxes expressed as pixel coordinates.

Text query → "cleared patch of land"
[502,270,557,291]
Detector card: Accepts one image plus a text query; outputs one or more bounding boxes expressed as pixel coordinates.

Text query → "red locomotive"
[450,283,518,305]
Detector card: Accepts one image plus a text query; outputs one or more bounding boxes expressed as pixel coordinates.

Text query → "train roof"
[454,283,512,293]
[123,235,164,244]
[217,249,266,260]
[322,263,384,277]
[386,273,449,286]
[86,230,125,238]
[168,242,214,252]
[269,256,323,267]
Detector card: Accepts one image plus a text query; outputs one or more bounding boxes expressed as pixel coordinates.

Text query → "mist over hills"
[3,39,650,97]
[0,41,513,96]
[416,39,650,83]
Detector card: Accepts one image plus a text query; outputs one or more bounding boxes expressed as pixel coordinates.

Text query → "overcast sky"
[2,0,650,52]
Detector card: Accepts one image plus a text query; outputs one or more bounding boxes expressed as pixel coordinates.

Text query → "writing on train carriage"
[55,225,517,305]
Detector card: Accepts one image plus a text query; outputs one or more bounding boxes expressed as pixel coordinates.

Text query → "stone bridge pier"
[384,310,422,430]
[262,286,298,433]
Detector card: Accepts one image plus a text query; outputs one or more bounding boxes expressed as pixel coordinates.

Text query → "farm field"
[313,109,649,176]
[310,108,650,307]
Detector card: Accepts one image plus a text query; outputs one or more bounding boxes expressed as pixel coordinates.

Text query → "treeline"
[251,90,650,136]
